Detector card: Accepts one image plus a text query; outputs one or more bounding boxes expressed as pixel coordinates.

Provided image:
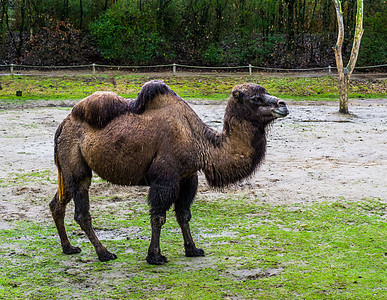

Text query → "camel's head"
[229,83,289,125]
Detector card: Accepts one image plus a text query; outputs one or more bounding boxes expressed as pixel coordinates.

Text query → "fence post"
[173,63,176,74]
[10,64,14,76]
[249,64,252,76]
[92,63,96,75]
[328,65,331,76]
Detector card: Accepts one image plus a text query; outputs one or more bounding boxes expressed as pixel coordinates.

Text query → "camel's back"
[100,95,199,146]
[71,80,183,129]
[69,80,219,153]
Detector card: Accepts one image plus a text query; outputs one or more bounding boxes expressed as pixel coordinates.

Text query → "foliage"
[20,17,97,65]
[89,5,165,63]
[358,9,387,65]
[0,0,386,68]
[202,43,223,65]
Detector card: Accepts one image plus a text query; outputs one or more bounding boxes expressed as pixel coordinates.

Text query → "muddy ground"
[0,99,386,229]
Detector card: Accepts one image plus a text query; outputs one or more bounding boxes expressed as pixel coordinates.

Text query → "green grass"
[0,170,56,187]
[0,74,385,104]
[0,196,385,299]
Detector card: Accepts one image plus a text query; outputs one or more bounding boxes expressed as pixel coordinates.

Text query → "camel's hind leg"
[49,189,81,255]
[72,178,117,262]
[175,174,204,257]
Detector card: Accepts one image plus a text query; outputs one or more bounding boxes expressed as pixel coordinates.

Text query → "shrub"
[202,43,224,65]
[89,5,164,64]
[21,17,97,65]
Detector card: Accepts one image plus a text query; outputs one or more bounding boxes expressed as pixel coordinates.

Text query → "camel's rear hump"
[72,92,131,128]
[72,80,177,128]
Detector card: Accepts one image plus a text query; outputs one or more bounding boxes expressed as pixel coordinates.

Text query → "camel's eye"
[250,95,263,104]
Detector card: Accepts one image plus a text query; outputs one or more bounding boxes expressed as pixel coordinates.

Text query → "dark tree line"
[0,0,385,68]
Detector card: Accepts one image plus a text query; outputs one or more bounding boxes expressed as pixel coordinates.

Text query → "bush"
[202,43,223,65]
[218,34,283,67]
[89,5,164,64]
[21,17,98,65]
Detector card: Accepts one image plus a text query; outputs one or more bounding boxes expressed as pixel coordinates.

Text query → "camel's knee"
[49,195,58,213]
[150,214,166,227]
[149,185,178,209]
[72,187,90,219]
[50,188,72,210]
[175,209,191,225]
[74,211,92,226]
[50,194,66,216]
[80,177,91,189]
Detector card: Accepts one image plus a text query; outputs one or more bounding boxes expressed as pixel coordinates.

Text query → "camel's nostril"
[273,99,289,118]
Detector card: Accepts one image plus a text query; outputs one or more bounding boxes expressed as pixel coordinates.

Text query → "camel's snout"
[272,99,289,118]
[277,99,287,107]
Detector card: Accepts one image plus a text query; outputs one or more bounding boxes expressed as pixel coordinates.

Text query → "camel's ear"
[232,90,244,102]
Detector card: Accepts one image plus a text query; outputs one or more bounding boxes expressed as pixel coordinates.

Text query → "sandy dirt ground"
[0,99,386,228]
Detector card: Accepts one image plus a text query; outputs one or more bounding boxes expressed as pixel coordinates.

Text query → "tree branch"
[332,0,344,77]
[347,0,364,74]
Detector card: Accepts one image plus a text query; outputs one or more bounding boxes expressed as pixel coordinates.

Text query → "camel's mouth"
[272,106,289,118]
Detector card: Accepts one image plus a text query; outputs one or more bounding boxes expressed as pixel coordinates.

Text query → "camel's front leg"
[176,215,204,257]
[147,213,168,265]
[146,175,179,265]
[175,174,205,257]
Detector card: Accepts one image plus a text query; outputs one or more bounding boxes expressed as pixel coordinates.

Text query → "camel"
[49,80,289,265]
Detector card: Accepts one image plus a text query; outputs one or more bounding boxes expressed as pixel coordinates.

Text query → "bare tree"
[0,0,7,45]
[332,0,364,114]
[79,0,84,29]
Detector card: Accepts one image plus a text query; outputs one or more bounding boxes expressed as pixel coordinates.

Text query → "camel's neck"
[202,118,267,188]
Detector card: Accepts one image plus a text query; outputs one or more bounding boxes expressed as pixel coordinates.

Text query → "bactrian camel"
[49,80,289,264]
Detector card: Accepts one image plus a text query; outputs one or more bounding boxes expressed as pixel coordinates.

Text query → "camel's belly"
[86,153,151,186]
[91,161,149,186]
[80,131,156,186]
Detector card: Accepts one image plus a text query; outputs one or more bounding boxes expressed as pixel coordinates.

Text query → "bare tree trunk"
[332,0,363,114]
[79,0,83,29]
[338,71,350,113]
[63,0,69,20]
[284,0,295,50]
[0,0,7,45]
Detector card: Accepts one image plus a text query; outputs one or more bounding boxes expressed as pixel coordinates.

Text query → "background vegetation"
[0,0,386,68]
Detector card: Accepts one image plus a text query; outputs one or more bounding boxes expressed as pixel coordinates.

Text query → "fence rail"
[1,63,386,76]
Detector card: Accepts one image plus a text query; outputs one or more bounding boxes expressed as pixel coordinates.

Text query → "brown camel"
[49,80,289,265]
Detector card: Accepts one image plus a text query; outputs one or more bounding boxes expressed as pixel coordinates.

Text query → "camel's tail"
[56,157,64,202]
[54,122,65,202]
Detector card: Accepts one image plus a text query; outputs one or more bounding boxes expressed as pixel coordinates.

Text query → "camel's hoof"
[98,251,117,262]
[146,254,168,265]
[63,245,81,255]
[185,247,205,257]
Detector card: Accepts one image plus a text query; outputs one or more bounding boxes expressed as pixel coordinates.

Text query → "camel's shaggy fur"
[49,80,288,264]
[71,92,131,128]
